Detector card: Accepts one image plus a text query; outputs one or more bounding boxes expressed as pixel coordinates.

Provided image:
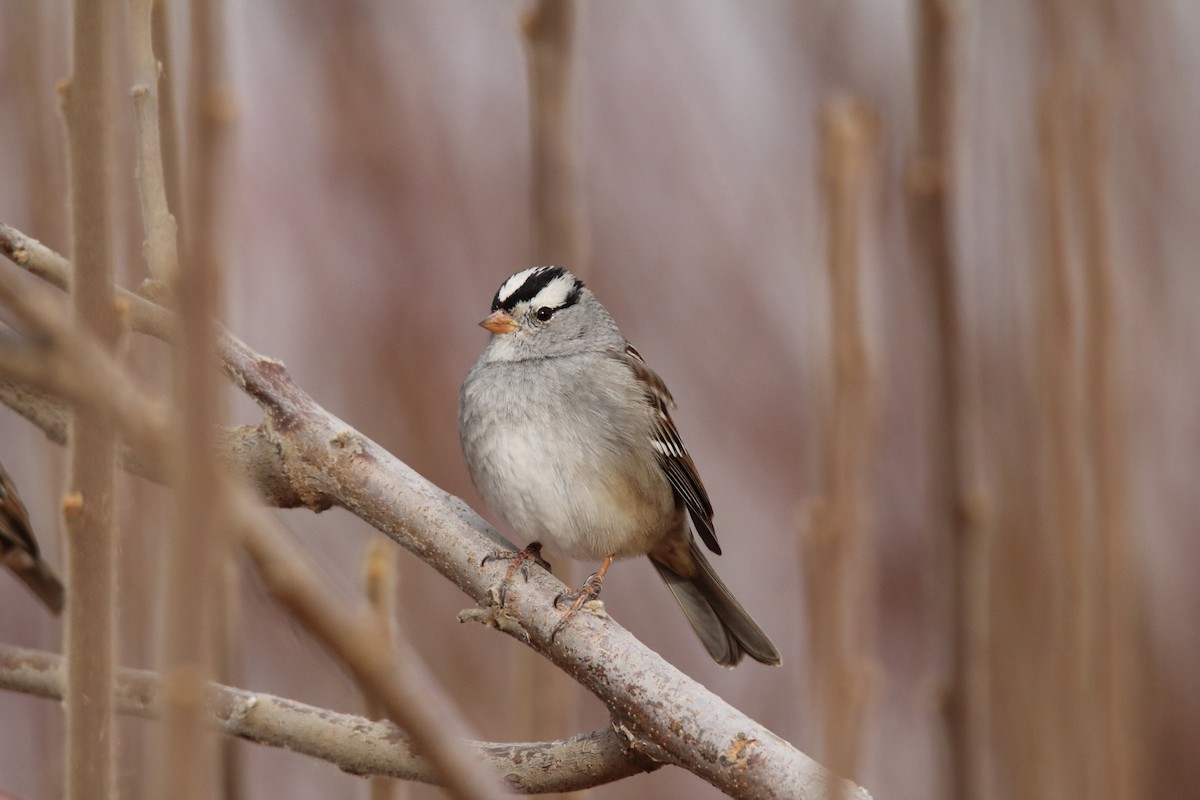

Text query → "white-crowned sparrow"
[459,266,780,666]
[0,461,64,614]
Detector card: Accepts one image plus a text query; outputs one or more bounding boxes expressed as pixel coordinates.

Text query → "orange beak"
[479,310,518,335]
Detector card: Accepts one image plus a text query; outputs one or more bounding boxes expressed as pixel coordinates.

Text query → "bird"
[0,461,64,614]
[459,266,780,666]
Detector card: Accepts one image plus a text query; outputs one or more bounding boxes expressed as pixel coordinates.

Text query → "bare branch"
[0,643,655,793]
[0,223,307,507]
[362,541,399,800]
[230,487,507,799]
[128,0,180,284]
[60,0,120,791]
[1078,83,1145,800]
[0,380,69,448]
[909,3,990,799]
[0,268,170,462]
[802,97,880,797]
[159,0,231,789]
[0,376,296,506]
[150,0,185,243]
[0,225,872,799]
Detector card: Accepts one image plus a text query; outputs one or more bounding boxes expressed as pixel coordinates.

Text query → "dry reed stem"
[802,97,880,798]
[1023,56,1145,800]
[910,2,989,798]
[1022,11,1146,799]
[15,2,65,245]
[151,0,185,253]
[158,0,230,791]
[363,539,400,800]
[1039,75,1078,798]
[60,0,120,794]
[1032,73,1090,800]
[1078,77,1144,800]
[128,0,179,283]
[215,543,245,800]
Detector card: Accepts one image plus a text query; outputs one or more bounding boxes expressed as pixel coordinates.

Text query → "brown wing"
[0,463,39,558]
[618,344,721,556]
[0,462,65,613]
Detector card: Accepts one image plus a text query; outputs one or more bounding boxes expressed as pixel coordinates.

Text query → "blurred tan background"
[1,1,1197,799]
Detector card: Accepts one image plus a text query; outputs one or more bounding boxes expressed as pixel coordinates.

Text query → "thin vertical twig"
[151,0,185,248]
[1035,74,1089,800]
[803,97,880,797]
[160,0,233,796]
[363,540,402,800]
[1028,11,1145,799]
[129,0,179,283]
[126,0,188,793]
[60,0,120,795]
[17,2,67,247]
[214,553,245,800]
[1078,79,1143,800]
[909,3,988,798]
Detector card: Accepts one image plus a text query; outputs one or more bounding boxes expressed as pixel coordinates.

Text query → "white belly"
[460,360,676,561]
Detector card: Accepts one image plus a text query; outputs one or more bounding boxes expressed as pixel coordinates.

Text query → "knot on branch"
[610,721,667,770]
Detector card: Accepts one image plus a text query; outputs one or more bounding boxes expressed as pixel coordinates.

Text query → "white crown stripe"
[529,274,577,310]
[495,267,545,304]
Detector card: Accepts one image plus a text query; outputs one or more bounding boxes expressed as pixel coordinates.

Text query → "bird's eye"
[535,306,555,322]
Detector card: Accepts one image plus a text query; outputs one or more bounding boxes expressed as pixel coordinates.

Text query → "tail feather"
[651,541,780,667]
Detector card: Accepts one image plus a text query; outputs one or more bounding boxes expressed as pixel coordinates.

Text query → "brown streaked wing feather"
[617,344,721,555]
[0,462,64,613]
[0,464,40,557]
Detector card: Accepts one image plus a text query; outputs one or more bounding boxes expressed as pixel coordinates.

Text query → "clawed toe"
[482,542,550,607]
[548,556,614,643]
[552,573,603,609]
[549,597,606,643]
[549,615,571,644]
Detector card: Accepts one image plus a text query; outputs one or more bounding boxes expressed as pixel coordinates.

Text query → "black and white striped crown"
[491,266,584,313]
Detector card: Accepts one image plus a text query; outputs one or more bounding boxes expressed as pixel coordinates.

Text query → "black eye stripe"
[492,267,583,312]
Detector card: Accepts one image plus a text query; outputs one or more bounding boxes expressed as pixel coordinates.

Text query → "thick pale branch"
[0,643,653,793]
[202,294,870,800]
[0,225,871,799]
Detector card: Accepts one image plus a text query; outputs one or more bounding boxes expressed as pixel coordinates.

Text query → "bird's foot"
[482,542,550,607]
[549,555,614,644]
